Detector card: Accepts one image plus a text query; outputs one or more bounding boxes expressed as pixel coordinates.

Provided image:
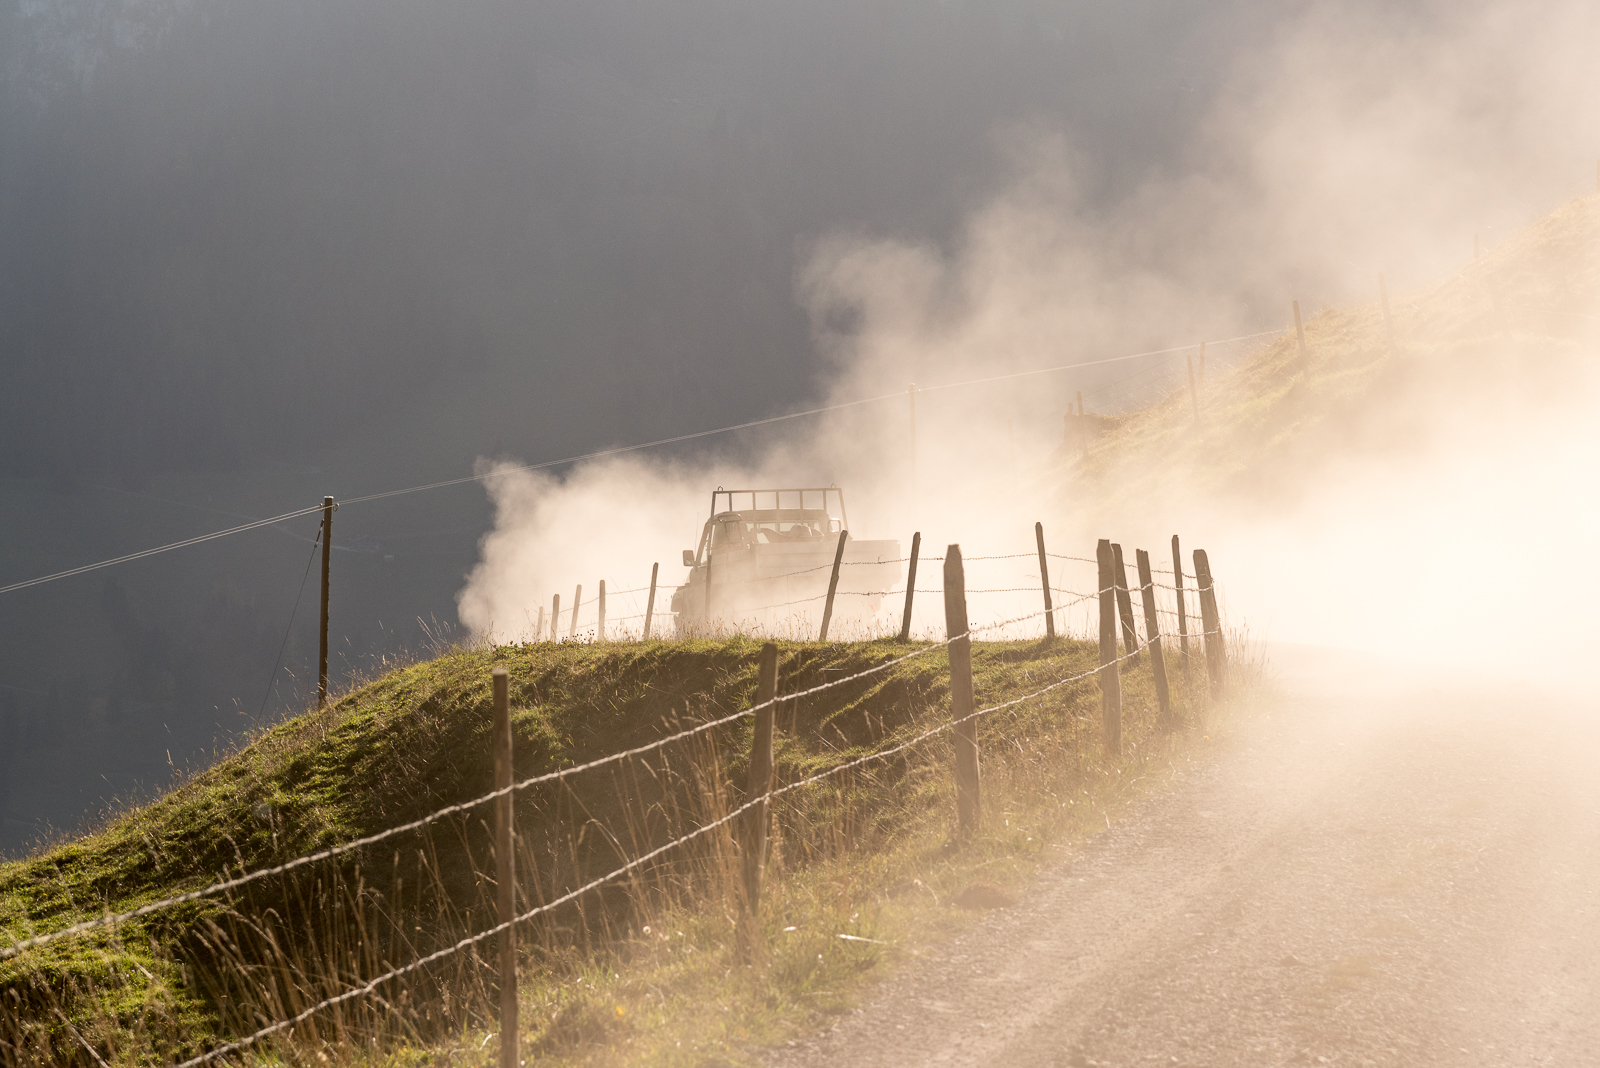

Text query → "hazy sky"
[2,0,1595,853]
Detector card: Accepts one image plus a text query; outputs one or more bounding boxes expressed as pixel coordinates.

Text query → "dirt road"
[767,646,1600,1067]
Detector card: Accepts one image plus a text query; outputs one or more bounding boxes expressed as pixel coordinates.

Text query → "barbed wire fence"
[1,529,1230,1067]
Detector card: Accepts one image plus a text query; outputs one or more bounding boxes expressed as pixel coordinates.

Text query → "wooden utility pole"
[818,529,849,641]
[1096,539,1122,757]
[491,667,517,1068]
[944,546,979,841]
[1194,549,1228,696]
[318,496,333,709]
[740,642,780,943]
[1110,543,1139,663]
[898,532,921,643]
[1135,549,1173,730]
[642,563,659,640]
[1035,522,1055,643]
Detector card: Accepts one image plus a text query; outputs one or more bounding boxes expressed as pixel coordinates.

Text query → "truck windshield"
[711,515,836,549]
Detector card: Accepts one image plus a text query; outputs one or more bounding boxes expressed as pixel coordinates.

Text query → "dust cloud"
[459,0,1600,670]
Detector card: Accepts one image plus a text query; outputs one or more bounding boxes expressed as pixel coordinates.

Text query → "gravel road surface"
[768,646,1600,1067]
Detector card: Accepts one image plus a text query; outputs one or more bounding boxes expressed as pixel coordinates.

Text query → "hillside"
[1056,193,1600,515]
[2,634,1174,1065]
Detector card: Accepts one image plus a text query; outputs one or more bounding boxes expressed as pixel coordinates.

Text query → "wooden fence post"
[818,529,848,642]
[597,580,607,642]
[739,642,780,952]
[1379,273,1395,355]
[944,545,979,842]
[535,605,545,643]
[1096,540,1122,757]
[642,563,659,640]
[1293,300,1307,364]
[1111,543,1139,663]
[1135,549,1173,730]
[491,667,517,1068]
[550,595,559,643]
[569,585,582,639]
[898,532,921,643]
[318,496,334,709]
[1194,549,1228,696]
[1171,535,1191,692]
[1035,522,1055,643]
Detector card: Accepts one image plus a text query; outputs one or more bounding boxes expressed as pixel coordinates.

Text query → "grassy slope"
[1055,194,1600,513]
[2,636,1193,1065]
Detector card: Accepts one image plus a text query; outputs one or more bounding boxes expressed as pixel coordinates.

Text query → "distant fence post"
[318,496,334,709]
[569,585,582,639]
[898,532,921,643]
[1171,535,1191,692]
[535,604,545,643]
[739,641,780,955]
[597,580,607,642]
[642,563,659,640]
[1111,543,1139,664]
[1035,522,1055,643]
[1135,549,1173,730]
[944,545,980,841]
[1096,539,1122,757]
[491,667,517,1068]
[1293,300,1307,364]
[818,529,848,642]
[550,594,559,643]
[1194,549,1228,696]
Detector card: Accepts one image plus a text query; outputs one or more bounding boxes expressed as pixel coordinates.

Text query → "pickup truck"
[669,487,901,636]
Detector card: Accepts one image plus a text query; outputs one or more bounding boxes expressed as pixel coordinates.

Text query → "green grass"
[1,633,1232,1066]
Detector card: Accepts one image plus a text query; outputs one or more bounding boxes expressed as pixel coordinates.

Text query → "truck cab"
[670,487,901,635]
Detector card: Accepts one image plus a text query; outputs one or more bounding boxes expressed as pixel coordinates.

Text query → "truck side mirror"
[682,549,696,567]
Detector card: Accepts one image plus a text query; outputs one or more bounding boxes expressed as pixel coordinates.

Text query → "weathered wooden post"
[739,642,780,950]
[1293,300,1307,364]
[1194,549,1228,696]
[1110,543,1139,663]
[491,666,517,1068]
[597,580,607,642]
[535,604,545,642]
[1096,539,1122,757]
[898,532,921,643]
[945,545,979,841]
[1135,549,1173,730]
[1035,522,1055,643]
[1171,535,1191,691]
[642,563,659,640]
[550,594,559,643]
[1186,354,1200,423]
[569,585,582,639]
[318,496,334,709]
[817,529,848,642]
[1379,273,1395,355]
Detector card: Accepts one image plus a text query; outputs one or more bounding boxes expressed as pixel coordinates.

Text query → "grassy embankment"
[1,629,1252,1067]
